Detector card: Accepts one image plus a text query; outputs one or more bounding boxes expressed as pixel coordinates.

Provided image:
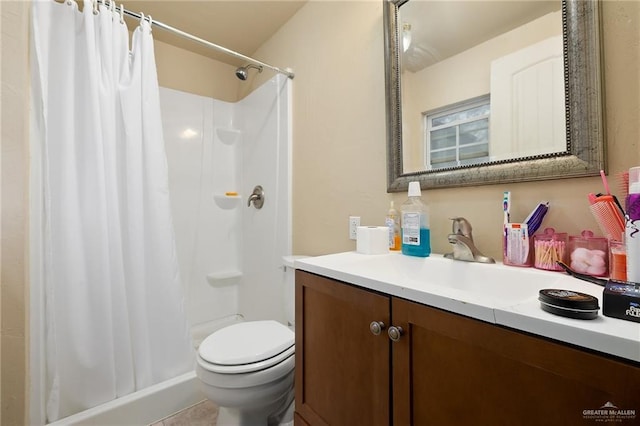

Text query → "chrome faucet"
[444,217,495,263]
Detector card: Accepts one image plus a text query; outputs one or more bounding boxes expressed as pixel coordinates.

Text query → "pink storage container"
[533,228,567,271]
[568,230,608,277]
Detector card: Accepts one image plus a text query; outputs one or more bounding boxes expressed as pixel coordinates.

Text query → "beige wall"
[1,2,29,425]
[154,38,242,101]
[2,0,640,424]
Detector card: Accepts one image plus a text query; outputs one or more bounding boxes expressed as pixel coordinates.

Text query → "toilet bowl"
[195,256,306,426]
[196,320,294,425]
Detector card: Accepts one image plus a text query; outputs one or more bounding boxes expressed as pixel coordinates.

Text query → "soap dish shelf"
[206,271,242,287]
[213,193,241,209]
[215,128,241,145]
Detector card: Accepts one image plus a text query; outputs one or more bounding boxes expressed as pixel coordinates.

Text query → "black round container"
[538,289,600,320]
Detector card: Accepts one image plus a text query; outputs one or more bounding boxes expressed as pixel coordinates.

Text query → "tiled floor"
[150,400,219,426]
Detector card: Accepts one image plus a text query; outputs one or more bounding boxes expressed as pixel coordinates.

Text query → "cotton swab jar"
[533,228,567,271]
[567,230,608,277]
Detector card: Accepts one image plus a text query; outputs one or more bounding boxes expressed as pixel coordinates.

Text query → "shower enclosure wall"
[162,74,292,343]
[32,74,292,425]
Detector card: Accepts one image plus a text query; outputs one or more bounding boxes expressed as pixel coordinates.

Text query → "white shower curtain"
[31,0,194,421]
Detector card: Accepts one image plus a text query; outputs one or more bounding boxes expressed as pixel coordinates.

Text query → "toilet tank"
[282,255,309,327]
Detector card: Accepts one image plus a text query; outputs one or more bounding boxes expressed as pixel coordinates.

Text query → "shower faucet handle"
[247,185,265,209]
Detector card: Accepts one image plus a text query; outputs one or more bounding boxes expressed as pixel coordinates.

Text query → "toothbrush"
[503,191,511,260]
[503,191,511,225]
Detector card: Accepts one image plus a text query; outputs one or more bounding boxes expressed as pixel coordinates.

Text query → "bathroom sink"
[391,254,559,304]
[295,252,579,321]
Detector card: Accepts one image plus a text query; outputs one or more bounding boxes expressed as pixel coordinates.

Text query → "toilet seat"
[198,320,294,374]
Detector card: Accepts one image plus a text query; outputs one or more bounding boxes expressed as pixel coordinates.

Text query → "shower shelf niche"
[215,127,242,145]
[206,271,242,287]
[213,193,241,209]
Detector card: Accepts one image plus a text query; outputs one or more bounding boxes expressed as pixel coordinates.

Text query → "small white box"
[356,226,389,255]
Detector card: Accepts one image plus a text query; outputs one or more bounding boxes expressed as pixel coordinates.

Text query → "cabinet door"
[295,271,391,426]
[392,298,640,425]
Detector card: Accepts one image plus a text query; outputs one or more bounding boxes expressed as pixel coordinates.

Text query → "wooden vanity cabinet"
[295,271,640,426]
[393,297,640,425]
[294,270,391,425]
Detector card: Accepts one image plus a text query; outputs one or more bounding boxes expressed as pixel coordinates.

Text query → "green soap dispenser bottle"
[401,181,431,257]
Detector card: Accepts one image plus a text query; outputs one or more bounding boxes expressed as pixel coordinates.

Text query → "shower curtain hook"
[147,15,153,32]
[139,12,145,26]
[119,4,124,24]
[92,0,98,15]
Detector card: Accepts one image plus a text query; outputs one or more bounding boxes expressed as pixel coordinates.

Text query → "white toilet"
[195,256,305,426]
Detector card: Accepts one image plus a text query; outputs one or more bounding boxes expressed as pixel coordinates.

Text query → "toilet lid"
[199,320,294,366]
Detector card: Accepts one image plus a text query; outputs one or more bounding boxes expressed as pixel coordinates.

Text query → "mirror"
[384,0,605,191]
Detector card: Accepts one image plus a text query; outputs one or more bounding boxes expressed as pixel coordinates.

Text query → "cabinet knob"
[369,321,386,335]
[388,326,404,342]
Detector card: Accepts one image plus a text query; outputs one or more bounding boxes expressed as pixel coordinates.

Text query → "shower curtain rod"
[110,1,295,79]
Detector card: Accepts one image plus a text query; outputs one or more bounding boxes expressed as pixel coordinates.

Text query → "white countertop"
[296,251,640,363]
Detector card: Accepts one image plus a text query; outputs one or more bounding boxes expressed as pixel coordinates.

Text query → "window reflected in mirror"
[424,95,490,171]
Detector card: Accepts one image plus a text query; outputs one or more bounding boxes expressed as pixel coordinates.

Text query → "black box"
[603,281,640,323]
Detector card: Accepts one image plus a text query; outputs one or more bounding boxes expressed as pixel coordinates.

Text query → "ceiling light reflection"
[180,128,199,140]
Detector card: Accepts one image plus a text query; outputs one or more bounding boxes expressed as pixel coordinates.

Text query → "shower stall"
[162,75,293,343]
[31,74,292,425]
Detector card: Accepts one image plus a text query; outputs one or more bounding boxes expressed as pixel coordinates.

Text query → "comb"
[588,193,625,241]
